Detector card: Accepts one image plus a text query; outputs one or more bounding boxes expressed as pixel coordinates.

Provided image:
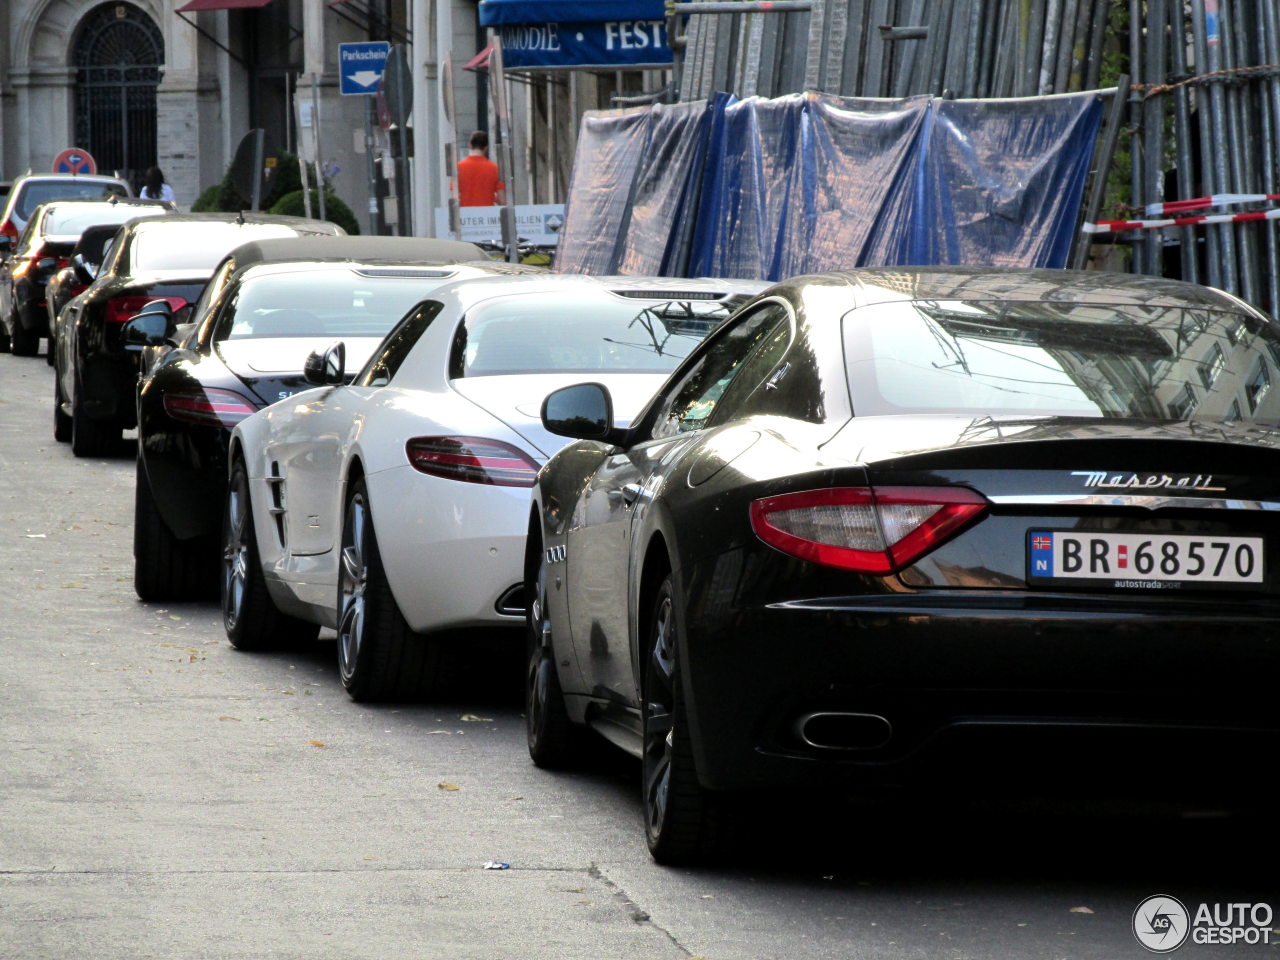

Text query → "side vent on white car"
[265,461,287,548]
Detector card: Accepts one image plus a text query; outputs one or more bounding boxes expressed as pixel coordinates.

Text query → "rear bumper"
[678,577,1280,796]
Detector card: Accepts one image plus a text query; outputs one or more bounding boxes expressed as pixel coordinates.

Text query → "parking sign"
[339,41,391,96]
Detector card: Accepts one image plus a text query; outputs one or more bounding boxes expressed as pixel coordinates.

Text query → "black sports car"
[53,212,342,456]
[526,267,1280,863]
[131,234,523,601]
[0,196,172,356]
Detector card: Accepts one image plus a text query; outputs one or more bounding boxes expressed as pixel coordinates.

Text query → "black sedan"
[0,196,172,356]
[526,267,1280,863]
[54,212,342,456]
[131,235,523,600]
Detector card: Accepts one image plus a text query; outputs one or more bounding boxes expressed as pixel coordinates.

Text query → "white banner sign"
[435,204,565,246]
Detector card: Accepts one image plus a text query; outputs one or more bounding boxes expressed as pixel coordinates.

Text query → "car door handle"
[621,482,643,505]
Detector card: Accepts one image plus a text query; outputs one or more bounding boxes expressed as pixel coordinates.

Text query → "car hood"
[450,373,670,458]
[216,337,385,376]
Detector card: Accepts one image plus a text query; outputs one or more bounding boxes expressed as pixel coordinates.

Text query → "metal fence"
[676,0,1114,101]
[1126,0,1280,316]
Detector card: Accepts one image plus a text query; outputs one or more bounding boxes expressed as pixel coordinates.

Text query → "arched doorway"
[73,3,164,188]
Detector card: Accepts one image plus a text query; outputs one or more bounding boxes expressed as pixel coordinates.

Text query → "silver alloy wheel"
[643,592,677,838]
[337,492,369,683]
[222,469,251,630]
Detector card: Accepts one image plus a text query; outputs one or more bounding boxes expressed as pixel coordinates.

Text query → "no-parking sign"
[52,148,97,175]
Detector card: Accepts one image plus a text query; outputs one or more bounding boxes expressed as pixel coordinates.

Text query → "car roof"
[11,172,131,186]
[125,211,342,231]
[219,234,486,269]
[774,266,1258,314]
[428,272,770,312]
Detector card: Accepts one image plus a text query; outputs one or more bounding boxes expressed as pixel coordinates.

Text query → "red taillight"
[406,436,540,487]
[162,388,259,427]
[104,295,187,324]
[0,220,17,241]
[750,486,988,574]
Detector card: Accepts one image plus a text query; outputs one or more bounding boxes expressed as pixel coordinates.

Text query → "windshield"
[448,292,735,378]
[844,299,1280,424]
[16,180,128,219]
[130,223,307,272]
[214,269,453,341]
[43,204,165,237]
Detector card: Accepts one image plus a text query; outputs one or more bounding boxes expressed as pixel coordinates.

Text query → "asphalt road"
[1,347,1275,960]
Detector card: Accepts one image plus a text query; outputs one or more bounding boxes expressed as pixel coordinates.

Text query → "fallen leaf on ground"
[1069,907,1094,914]
[438,782,460,791]
[308,740,326,748]
[460,713,493,722]
[218,716,241,722]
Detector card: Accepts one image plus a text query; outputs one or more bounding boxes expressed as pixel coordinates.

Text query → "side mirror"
[304,341,346,386]
[121,301,174,351]
[72,253,98,283]
[0,235,12,253]
[541,382,623,443]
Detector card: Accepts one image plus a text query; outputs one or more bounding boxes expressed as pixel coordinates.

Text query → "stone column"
[158,0,222,208]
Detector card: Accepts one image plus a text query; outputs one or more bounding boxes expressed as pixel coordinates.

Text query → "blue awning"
[478,0,665,26]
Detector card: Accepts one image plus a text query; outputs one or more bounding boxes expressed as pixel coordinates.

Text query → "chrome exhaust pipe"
[795,711,892,750]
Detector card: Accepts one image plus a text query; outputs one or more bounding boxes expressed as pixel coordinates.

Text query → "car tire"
[70,392,120,458]
[336,477,441,702]
[222,457,319,651]
[525,544,584,767]
[642,574,729,865]
[134,458,216,601]
[52,374,71,443]
[9,318,37,357]
[0,324,10,353]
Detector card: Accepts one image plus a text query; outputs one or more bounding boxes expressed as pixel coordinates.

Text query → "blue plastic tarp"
[615,100,714,276]
[557,89,1105,279]
[554,107,653,274]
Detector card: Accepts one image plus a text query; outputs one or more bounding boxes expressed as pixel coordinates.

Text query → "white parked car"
[223,273,766,700]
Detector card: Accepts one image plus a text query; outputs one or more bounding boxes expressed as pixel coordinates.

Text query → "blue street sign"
[339,41,391,96]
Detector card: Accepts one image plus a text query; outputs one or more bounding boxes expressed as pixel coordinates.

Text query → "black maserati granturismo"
[526,267,1280,863]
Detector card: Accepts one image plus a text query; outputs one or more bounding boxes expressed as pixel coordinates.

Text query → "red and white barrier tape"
[1083,207,1280,234]
[1144,193,1280,216]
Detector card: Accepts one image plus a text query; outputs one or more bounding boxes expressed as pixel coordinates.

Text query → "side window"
[650,302,789,439]
[707,308,795,425]
[355,300,444,387]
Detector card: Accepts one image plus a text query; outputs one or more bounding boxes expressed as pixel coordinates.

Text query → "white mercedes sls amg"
[222,273,765,700]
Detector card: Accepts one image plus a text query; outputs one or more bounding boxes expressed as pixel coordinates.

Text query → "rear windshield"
[448,292,734,378]
[130,223,309,272]
[214,270,455,341]
[17,181,127,219]
[843,299,1280,425]
[43,203,165,237]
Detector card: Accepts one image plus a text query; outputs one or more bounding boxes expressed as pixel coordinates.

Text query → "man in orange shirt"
[457,130,506,207]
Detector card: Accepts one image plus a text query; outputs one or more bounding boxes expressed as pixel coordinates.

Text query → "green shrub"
[191,151,311,213]
[269,189,360,235]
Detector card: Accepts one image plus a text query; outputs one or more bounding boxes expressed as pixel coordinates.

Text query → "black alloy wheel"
[69,374,120,458]
[525,543,581,767]
[336,478,440,702]
[8,312,37,356]
[52,367,71,443]
[221,457,318,650]
[134,457,217,601]
[641,574,726,865]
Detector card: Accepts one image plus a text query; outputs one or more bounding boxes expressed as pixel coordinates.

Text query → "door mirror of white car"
[304,341,346,386]
[542,382,623,444]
